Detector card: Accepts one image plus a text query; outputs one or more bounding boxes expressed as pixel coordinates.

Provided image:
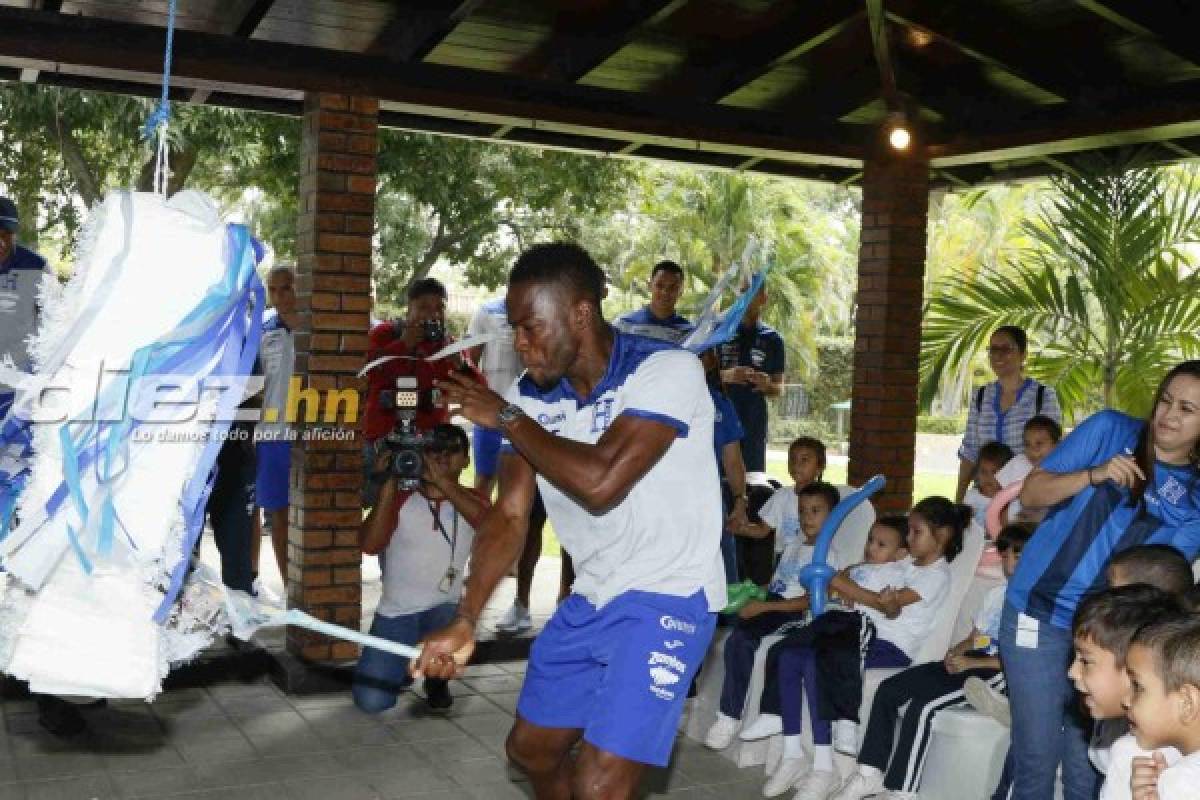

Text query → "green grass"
[765,461,958,503]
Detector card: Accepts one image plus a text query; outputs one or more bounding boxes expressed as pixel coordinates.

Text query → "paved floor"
[0,661,762,800]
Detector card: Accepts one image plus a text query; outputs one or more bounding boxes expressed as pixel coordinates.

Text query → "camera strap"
[426,499,458,558]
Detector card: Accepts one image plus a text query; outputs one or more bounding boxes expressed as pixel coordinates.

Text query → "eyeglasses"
[987,345,1017,356]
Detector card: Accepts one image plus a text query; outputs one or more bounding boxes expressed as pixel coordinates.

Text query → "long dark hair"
[910,495,972,562]
[1131,360,1200,499]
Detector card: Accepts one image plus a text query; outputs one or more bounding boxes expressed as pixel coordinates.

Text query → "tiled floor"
[0,662,764,800]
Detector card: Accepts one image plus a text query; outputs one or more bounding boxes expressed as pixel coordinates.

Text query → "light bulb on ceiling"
[886,111,912,151]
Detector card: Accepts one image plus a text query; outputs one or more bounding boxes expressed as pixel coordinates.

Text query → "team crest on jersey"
[590,397,616,433]
[1159,475,1186,506]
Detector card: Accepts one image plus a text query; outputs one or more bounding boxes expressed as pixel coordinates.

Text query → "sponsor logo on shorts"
[649,667,680,687]
[649,685,675,701]
[663,639,685,650]
[648,651,687,673]
[659,615,696,634]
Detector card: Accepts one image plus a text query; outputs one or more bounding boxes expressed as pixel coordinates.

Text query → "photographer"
[355,424,488,713]
[362,278,482,506]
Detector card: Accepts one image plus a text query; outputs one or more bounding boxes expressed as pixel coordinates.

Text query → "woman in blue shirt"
[1000,360,1200,800]
[956,326,1062,501]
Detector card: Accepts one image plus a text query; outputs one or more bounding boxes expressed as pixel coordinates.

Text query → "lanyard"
[427,499,458,557]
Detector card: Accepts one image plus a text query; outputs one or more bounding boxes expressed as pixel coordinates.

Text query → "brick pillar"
[288,93,378,662]
[847,149,929,513]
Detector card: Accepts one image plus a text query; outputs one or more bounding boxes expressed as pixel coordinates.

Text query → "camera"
[379,376,427,490]
[418,318,444,344]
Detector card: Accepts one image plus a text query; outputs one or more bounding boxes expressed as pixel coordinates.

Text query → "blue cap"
[0,197,17,233]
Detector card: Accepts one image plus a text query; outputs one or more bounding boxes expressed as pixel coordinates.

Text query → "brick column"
[288,93,377,662]
[847,149,929,513]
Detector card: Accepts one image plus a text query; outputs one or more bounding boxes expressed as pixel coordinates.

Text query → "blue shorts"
[254,440,291,511]
[472,425,503,479]
[517,589,716,766]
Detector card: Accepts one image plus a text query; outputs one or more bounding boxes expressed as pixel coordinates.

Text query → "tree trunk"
[15,189,39,251]
[47,118,102,209]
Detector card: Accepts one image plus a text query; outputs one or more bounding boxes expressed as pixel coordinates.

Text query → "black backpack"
[975,382,1046,415]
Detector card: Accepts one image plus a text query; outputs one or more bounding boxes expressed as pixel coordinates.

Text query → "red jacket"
[362,321,483,441]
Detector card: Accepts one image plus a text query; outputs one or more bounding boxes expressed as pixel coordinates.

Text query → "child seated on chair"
[831,523,1032,800]
[996,414,1063,526]
[738,436,828,555]
[704,481,842,750]
[964,440,1014,529]
[744,497,971,800]
[1118,611,1200,799]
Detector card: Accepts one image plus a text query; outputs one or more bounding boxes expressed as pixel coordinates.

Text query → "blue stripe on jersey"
[0,244,46,273]
[516,331,680,407]
[617,307,694,332]
[621,408,688,436]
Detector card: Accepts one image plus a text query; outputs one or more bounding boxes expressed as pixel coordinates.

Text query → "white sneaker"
[830,769,885,800]
[494,602,532,633]
[764,757,809,797]
[705,714,740,750]
[792,770,837,800]
[832,720,858,755]
[740,713,784,741]
[766,734,785,775]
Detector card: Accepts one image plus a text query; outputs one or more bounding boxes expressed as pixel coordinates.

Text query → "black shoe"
[36,695,88,737]
[424,679,453,712]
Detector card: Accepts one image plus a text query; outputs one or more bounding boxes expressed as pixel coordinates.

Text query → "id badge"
[437,566,458,593]
[1016,612,1039,649]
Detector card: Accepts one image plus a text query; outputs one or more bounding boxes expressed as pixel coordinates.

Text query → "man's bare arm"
[503,412,677,514]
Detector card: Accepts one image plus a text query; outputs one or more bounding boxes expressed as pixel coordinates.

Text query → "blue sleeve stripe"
[621,408,689,437]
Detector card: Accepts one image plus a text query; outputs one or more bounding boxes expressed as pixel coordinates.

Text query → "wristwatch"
[497,402,525,431]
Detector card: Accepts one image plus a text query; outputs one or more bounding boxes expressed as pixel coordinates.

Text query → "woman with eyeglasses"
[955,326,1062,503]
[998,361,1200,800]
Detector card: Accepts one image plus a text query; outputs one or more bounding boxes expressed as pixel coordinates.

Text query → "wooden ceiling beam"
[1073,0,1200,68]
[367,0,484,63]
[232,0,275,39]
[651,1,863,102]
[0,6,863,165]
[517,0,687,83]
[884,0,1085,103]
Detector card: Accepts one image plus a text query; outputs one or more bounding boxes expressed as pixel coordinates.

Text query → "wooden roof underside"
[3,0,1200,187]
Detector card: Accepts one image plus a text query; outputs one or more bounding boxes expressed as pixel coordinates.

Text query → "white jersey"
[377,491,477,618]
[467,296,522,395]
[502,332,726,610]
[256,310,295,440]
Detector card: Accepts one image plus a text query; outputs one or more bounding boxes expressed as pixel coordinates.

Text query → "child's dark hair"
[788,437,827,477]
[995,523,1033,554]
[1073,584,1183,666]
[797,481,841,514]
[977,441,1015,470]
[910,496,972,562]
[1107,545,1194,596]
[1024,415,1063,443]
[1130,615,1200,693]
[874,515,908,547]
[1183,583,1200,614]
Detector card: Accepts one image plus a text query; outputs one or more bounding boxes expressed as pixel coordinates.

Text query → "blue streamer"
[684,270,768,354]
[798,475,886,617]
[141,0,177,139]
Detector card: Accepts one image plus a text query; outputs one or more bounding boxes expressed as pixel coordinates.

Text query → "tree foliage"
[922,152,1200,419]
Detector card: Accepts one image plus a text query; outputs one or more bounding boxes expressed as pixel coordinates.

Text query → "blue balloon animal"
[797,474,886,617]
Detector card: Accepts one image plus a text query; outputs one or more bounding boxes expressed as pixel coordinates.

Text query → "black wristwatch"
[497,402,525,431]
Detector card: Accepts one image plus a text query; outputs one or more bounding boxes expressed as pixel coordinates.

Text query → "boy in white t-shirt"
[705,482,841,750]
[738,437,826,556]
[353,424,489,714]
[963,440,1013,529]
[1124,615,1200,800]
